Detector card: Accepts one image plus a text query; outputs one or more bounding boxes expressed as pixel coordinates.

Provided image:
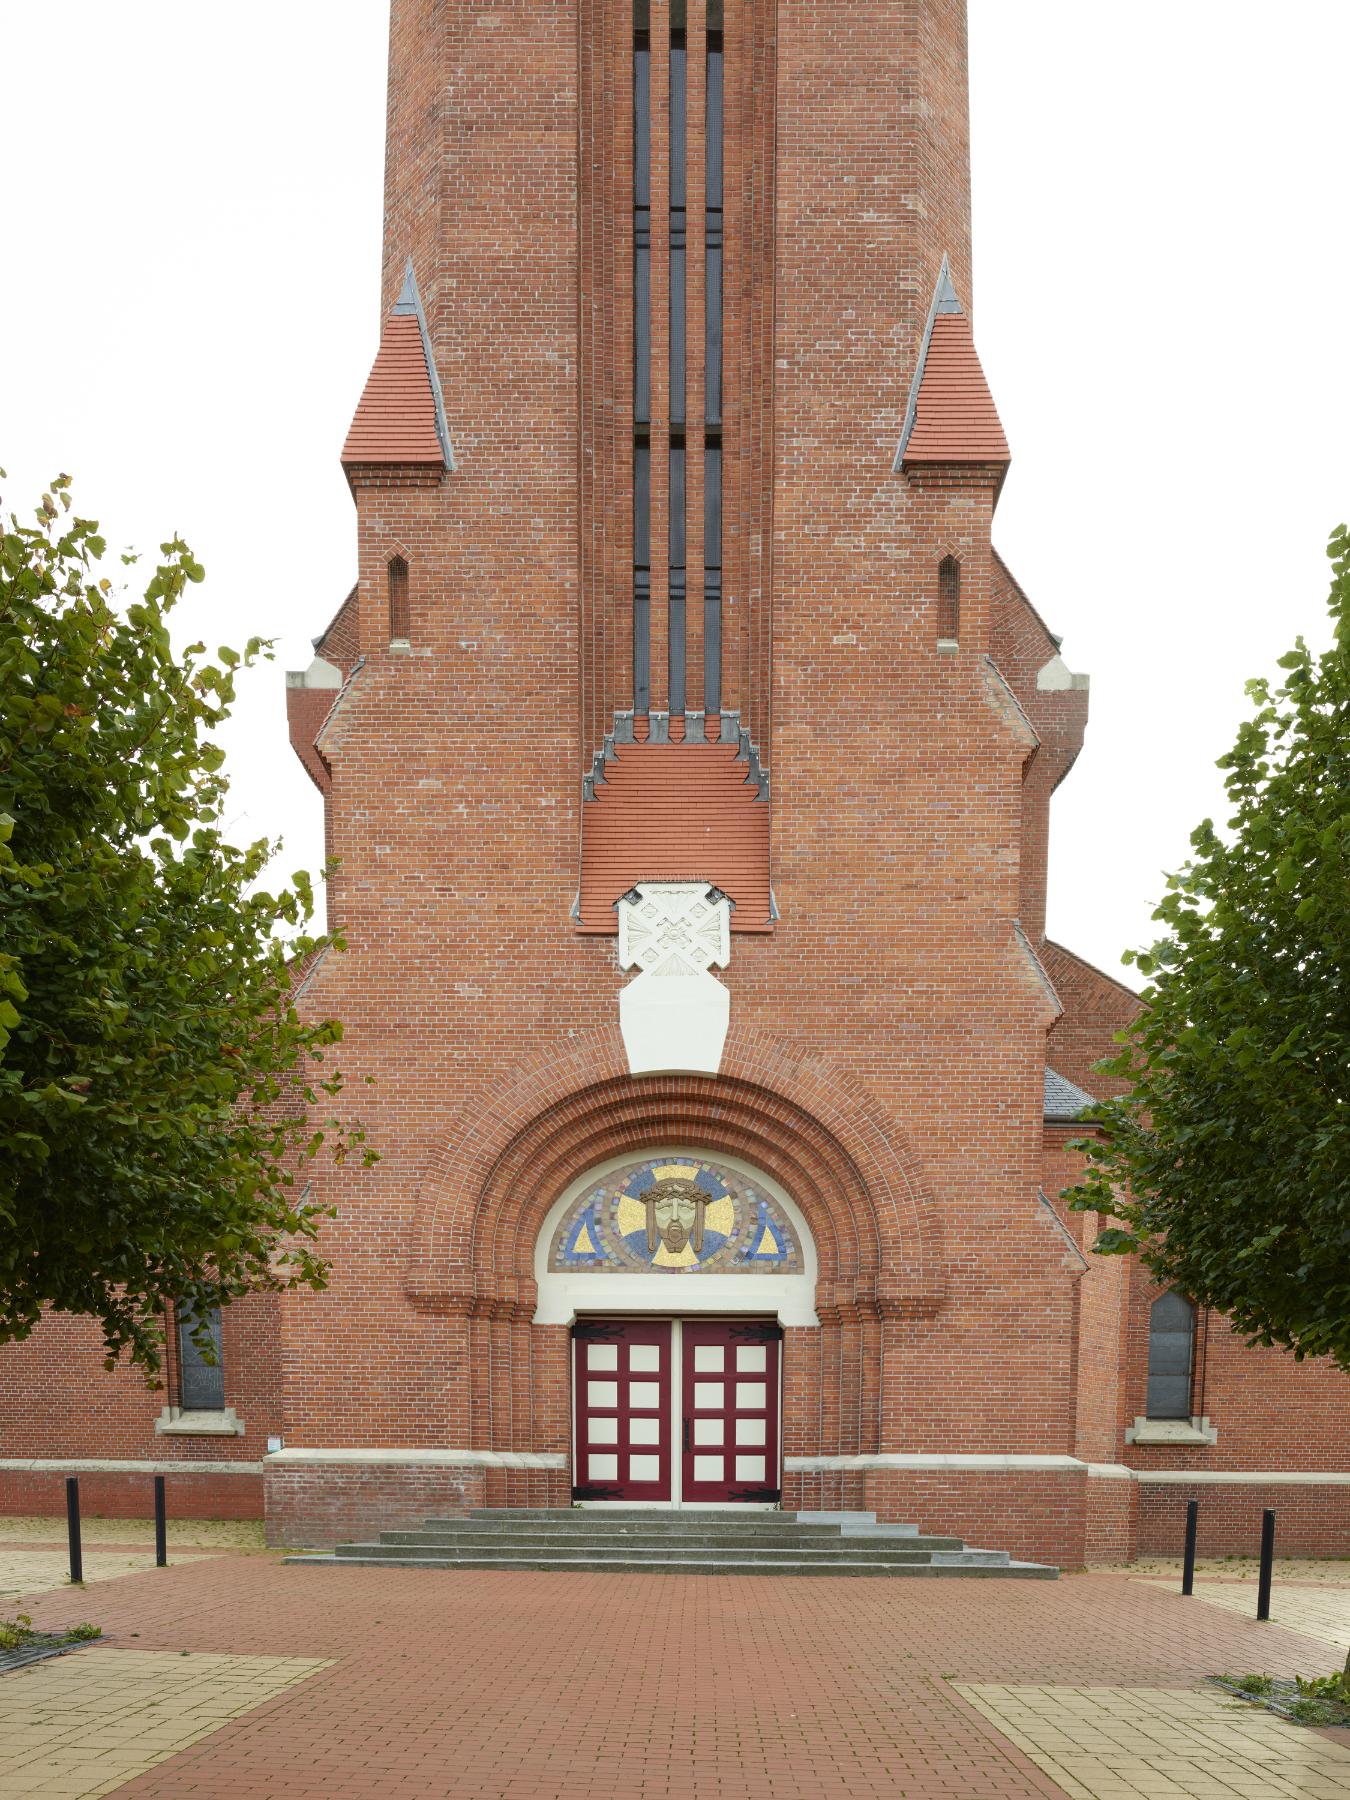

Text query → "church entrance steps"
[286,1508,1058,1578]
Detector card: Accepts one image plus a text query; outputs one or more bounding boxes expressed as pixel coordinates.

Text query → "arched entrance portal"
[536,1150,818,1505]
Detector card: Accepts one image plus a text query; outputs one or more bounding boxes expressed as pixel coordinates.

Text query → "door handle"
[682,1418,690,1453]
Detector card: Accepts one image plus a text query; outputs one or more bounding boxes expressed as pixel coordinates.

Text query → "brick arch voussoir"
[486,1092,867,1292]
[405,1024,944,1315]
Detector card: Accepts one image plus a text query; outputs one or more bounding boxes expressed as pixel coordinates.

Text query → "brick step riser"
[298,1555,1055,1579]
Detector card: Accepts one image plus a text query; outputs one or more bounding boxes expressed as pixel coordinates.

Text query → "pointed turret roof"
[342,261,454,471]
[894,256,1009,470]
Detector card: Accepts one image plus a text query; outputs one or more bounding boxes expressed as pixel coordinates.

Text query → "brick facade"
[2,0,1347,1563]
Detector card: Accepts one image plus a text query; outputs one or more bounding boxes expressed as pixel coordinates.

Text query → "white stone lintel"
[262,1447,569,1469]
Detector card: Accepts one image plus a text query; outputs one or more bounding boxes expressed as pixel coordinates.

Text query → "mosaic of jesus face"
[646,1179,706,1254]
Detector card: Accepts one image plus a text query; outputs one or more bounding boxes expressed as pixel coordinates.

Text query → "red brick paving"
[16,1556,1341,1798]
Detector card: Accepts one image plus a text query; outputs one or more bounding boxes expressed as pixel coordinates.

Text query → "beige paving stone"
[0,1515,265,1552]
[1140,1580,1350,1655]
[956,1682,1350,1800]
[0,1547,219,1600]
[0,1648,328,1800]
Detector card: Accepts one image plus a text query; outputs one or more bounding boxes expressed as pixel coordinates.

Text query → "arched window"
[176,1305,225,1412]
[937,555,960,643]
[387,555,410,643]
[1147,1291,1195,1419]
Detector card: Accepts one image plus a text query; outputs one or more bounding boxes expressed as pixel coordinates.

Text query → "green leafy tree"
[1068,526,1350,1374]
[0,474,371,1375]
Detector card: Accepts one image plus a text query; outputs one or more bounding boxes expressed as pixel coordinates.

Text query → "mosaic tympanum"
[549,1158,800,1274]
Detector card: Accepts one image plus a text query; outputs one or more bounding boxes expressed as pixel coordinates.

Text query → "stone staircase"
[288,1508,1058,1577]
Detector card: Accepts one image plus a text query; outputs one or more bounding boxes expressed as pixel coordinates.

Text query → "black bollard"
[65,1476,83,1585]
[1256,1508,1276,1621]
[1181,1497,1198,1595]
[154,1475,167,1567]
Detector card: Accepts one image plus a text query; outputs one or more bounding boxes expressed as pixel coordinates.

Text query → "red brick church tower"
[3,0,1347,1563]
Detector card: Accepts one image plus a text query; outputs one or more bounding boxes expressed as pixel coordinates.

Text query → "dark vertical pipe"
[1181,1498,1198,1595]
[1256,1509,1276,1620]
[65,1476,82,1585]
[154,1475,167,1567]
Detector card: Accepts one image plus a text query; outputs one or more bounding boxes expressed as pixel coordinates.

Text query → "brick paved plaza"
[2,1520,1349,1798]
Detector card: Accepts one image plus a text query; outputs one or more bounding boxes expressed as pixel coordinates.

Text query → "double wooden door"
[572,1318,781,1504]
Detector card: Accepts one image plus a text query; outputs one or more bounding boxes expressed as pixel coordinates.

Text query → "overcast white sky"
[3,3,1347,982]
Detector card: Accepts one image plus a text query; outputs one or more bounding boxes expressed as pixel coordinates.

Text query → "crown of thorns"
[643,1178,708,1252]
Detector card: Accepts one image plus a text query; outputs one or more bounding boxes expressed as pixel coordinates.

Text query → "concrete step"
[338,1539,995,1565]
[393,1526,968,1552]
[429,1514,851,1538]
[290,1552,1057,1579]
[291,1505,1058,1579]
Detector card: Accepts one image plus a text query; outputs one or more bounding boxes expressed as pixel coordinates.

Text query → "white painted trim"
[155,1406,246,1438]
[786,1453,1116,1475]
[533,1147,819,1327]
[1134,1469,1350,1486]
[263,1448,567,1469]
[0,1457,263,1476]
[1125,1415,1218,1446]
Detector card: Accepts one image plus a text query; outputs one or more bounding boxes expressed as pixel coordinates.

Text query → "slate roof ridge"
[392,259,455,470]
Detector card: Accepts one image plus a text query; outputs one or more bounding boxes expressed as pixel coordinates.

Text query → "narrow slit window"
[1147,1292,1195,1420]
[177,1306,225,1412]
[388,554,410,642]
[633,21,651,427]
[669,435,686,714]
[634,432,651,712]
[669,24,687,426]
[705,29,723,427]
[937,555,960,643]
[633,6,652,711]
[703,433,722,716]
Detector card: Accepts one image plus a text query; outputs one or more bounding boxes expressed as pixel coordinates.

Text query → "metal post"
[1256,1508,1276,1621]
[154,1475,167,1567]
[1181,1497,1198,1595]
[65,1476,83,1584]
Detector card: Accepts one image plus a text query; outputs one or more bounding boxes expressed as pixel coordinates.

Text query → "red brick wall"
[1139,1484,1350,1559]
[0,1294,280,1467]
[861,1470,1089,1570]
[264,1462,487,1549]
[0,1470,262,1522]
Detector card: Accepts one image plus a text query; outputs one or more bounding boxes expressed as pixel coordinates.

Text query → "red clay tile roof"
[342,312,447,466]
[896,257,1009,470]
[578,743,772,932]
[902,309,1009,464]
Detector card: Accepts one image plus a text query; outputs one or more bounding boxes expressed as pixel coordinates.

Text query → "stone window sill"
[1125,1415,1217,1447]
[155,1407,246,1438]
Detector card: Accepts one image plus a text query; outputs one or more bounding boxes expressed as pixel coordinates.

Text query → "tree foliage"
[1068,527,1350,1371]
[0,474,371,1374]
